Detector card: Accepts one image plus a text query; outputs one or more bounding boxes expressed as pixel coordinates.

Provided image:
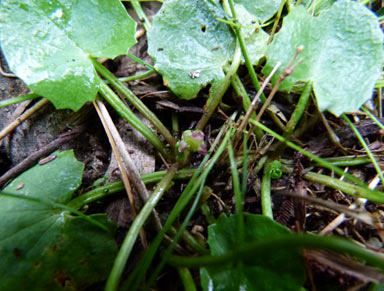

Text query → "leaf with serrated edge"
[0,0,136,111]
[263,0,384,116]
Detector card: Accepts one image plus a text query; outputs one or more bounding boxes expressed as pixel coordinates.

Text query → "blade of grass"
[362,106,384,131]
[145,177,208,290]
[105,163,178,291]
[342,114,384,186]
[0,93,40,108]
[241,132,248,197]
[168,234,384,271]
[177,267,197,291]
[67,169,195,209]
[92,59,176,151]
[124,125,234,290]
[250,119,383,192]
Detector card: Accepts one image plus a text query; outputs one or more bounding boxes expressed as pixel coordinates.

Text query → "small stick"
[245,46,305,143]
[0,98,50,141]
[95,100,163,231]
[233,61,281,146]
[94,100,148,247]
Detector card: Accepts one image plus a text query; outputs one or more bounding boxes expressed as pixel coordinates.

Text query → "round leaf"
[0,150,117,290]
[201,214,305,291]
[263,0,384,116]
[0,0,136,110]
[148,0,236,100]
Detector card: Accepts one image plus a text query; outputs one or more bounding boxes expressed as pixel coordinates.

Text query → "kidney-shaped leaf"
[148,0,236,100]
[263,0,384,116]
[0,150,118,290]
[0,0,136,110]
[201,214,305,291]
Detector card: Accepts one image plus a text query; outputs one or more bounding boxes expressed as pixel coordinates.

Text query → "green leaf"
[233,0,281,23]
[0,0,136,111]
[0,150,118,290]
[263,0,384,116]
[232,2,270,65]
[148,0,236,100]
[201,213,305,291]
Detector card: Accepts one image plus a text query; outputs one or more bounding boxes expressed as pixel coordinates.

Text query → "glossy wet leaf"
[0,150,118,290]
[233,0,281,23]
[233,2,269,65]
[200,214,305,291]
[0,0,136,111]
[148,0,236,100]
[263,0,384,116]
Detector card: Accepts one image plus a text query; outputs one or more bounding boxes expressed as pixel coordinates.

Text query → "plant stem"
[67,169,195,209]
[129,0,151,31]
[260,161,274,219]
[268,0,287,43]
[302,171,384,203]
[284,81,313,137]
[93,59,177,151]
[97,78,171,160]
[125,127,234,290]
[250,119,374,189]
[105,164,178,291]
[195,44,241,130]
[118,69,156,83]
[168,234,384,270]
[0,93,40,108]
[342,114,384,185]
[177,267,197,291]
[227,0,265,103]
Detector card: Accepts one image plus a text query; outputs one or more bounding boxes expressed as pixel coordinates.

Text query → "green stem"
[177,267,197,291]
[268,0,287,44]
[125,128,234,290]
[93,59,177,151]
[118,69,156,83]
[105,164,178,291]
[227,0,266,103]
[250,119,370,188]
[67,169,195,209]
[97,79,171,160]
[319,155,371,167]
[284,81,312,137]
[129,0,151,31]
[0,93,40,108]
[145,177,208,290]
[342,114,384,186]
[260,161,274,219]
[168,235,384,270]
[362,106,384,131]
[302,171,384,203]
[195,44,241,130]
[126,53,155,71]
